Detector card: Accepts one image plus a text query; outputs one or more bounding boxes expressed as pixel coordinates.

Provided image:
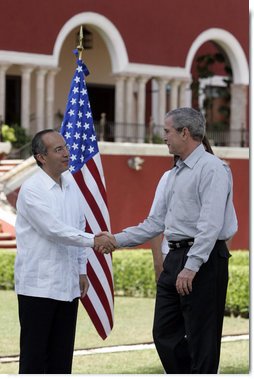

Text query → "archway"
[186,28,249,146]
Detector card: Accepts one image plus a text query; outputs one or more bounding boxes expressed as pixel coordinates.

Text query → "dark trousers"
[18,295,79,374]
[153,240,230,374]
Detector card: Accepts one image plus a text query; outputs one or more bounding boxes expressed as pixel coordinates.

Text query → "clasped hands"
[94,232,117,254]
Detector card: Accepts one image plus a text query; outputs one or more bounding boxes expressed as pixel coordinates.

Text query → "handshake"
[94,232,117,254]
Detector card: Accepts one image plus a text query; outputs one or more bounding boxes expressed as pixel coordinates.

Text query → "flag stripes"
[60,54,114,339]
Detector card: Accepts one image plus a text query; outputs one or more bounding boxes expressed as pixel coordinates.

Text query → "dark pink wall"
[101,154,249,250]
[6,154,249,250]
[0,0,249,65]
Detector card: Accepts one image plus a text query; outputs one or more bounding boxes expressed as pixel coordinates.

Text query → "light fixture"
[127,157,145,171]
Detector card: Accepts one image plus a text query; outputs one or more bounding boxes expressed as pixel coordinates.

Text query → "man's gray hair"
[165,107,206,141]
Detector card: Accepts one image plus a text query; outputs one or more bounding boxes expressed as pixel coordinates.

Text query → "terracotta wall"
[101,154,249,250]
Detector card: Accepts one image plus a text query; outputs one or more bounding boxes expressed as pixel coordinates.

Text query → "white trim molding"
[53,12,129,72]
[185,28,249,85]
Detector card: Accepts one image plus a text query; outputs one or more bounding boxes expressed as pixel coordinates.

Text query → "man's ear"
[36,154,46,166]
[181,127,190,140]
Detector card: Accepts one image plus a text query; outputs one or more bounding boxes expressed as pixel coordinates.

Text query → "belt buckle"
[176,242,181,248]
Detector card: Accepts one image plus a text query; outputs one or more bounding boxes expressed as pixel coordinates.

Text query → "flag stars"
[74,76,80,83]
[64,132,71,139]
[61,60,99,173]
[72,143,79,150]
[70,154,77,161]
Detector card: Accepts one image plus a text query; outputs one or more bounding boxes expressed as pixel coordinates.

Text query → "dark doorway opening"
[87,84,115,141]
[5,75,21,125]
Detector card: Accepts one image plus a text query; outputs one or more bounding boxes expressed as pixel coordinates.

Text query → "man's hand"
[176,268,196,296]
[94,232,117,254]
[79,274,89,298]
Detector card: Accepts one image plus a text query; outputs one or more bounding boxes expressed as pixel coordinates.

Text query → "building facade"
[0,0,249,249]
[0,0,249,145]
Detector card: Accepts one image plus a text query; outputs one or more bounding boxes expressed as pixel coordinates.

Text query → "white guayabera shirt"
[15,169,94,302]
[115,144,238,272]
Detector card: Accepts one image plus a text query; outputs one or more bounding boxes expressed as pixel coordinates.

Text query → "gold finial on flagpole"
[77,26,84,60]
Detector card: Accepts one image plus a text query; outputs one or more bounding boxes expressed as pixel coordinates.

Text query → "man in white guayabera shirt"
[99,108,238,374]
[15,129,115,374]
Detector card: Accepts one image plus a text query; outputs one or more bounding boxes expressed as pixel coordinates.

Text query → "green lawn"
[0,291,249,374]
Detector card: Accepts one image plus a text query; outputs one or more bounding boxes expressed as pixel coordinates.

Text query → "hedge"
[0,251,15,290]
[0,249,249,317]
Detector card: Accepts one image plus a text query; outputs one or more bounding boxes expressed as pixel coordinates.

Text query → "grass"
[0,290,249,374]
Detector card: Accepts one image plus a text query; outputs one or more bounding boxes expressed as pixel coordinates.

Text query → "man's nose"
[63,146,69,156]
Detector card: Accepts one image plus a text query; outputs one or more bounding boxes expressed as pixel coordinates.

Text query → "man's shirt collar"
[176,143,206,169]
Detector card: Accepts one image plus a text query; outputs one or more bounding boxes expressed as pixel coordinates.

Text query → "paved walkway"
[0,334,249,363]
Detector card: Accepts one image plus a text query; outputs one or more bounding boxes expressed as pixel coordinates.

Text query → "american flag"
[60,52,114,339]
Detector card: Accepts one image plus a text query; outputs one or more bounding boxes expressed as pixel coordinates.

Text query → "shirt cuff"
[79,232,95,248]
[79,258,88,275]
[184,256,203,272]
[114,233,128,247]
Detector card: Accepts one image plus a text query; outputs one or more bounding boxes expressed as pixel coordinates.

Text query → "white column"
[46,69,58,130]
[114,76,125,142]
[21,66,34,133]
[170,79,180,110]
[35,68,47,132]
[125,76,135,141]
[158,78,168,126]
[230,84,248,146]
[0,64,10,122]
[179,79,191,107]
[137,76,149,143]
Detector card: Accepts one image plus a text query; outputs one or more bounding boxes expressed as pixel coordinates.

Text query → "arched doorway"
[186,28,249,147]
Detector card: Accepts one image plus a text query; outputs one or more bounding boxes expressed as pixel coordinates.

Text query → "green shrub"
[0,251,15,290]
[113,249,155,297]
[0,249,249,318]
[113,249,249,318]
[229,250,249,266]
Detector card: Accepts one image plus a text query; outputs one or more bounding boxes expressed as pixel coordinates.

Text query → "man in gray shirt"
[100,107,237,374]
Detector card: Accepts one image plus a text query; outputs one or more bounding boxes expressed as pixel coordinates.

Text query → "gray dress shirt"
[115,144,238,272]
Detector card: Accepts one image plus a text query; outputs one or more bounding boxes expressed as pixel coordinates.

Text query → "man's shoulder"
[199,152,231,178]
[202,151,226,166]
[20,169,46,194]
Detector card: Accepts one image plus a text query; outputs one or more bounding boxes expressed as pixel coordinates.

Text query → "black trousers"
[18,295,79,374]
[152,240,230,374]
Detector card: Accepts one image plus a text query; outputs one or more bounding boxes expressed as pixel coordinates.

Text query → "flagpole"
[77,26,84,60]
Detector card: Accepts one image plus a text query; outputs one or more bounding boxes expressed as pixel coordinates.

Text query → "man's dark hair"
[31,129,55,167]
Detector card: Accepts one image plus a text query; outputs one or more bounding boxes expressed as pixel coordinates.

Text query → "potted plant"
[0,124,17,159]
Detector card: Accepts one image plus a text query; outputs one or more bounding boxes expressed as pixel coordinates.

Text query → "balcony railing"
[93,121,249,148]
[7,122,249,160]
